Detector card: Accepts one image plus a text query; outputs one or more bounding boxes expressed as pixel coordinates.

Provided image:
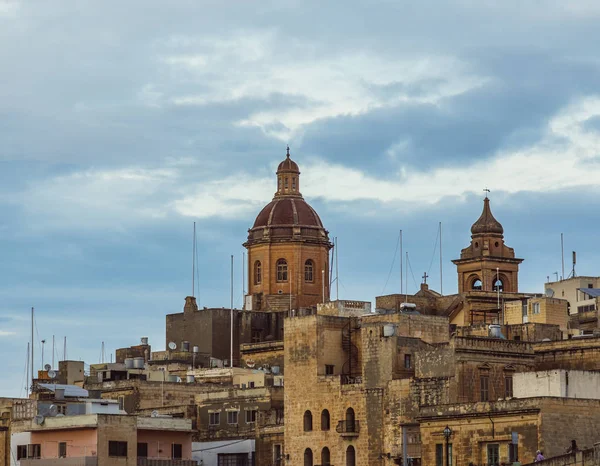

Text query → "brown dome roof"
[471,197,504,236]
[253,198,323,229]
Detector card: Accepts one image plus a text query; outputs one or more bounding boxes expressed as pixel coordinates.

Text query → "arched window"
[304,448,313,466]
[346,445,356,466]
[254,261,262,285]
[303,410,313,432]
[305,260,314,282]
[321,447,330,465]
[277,259,288,282]
[321,409,330,431]
[292,177,297,190]
[472,278,482,291]
[345,407,355,432]
[278,176,282,191]
[284,178,289,190]
[493,278,504,292]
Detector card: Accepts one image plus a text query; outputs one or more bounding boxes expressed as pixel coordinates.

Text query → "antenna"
[572,251,577,278]
[242,251,245,307]
[405,251,408,303]
[31,307,34,396]
[48,405,58,417]
[41,339,46,371]
[52,335,55,369]
[439,222,443,295]
[400,230,403,296]
[561,233,565,281]
[44,364,51,372]
[48,369,57,379]
[63,336,67,362]
[335,236,339,301]
[34,414,45,425]
[230,255,234,369]
[192,222,196,297]
[168,342,177,351]
[25,343,30,396]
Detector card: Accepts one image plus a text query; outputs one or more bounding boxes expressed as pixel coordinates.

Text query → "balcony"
[20,458,98,466]
[336,420,360,437]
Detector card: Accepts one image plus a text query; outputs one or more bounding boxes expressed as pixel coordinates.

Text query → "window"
[17,445,27,460]
[118,396,125,411]
[273,444,282,466]
[276,259,288,282]
[303,410,313,431]
[493,279,503,292]
[254,261,262,285]
[480,375,490,401]
[28,444,41,459]
[487,444,499,465]
[321,409,330,431]
[509,443,519,462]
[292,177,296,190]
[227,410,239,424]
[218,453,250,466]
[108,441,128,457]
[305,260,314,282]
[245,409,257,424]
[137,443,148,458]
[325,364,334,375]
[532,302,541,314]
[346,445,356,466]
[209,412,221,426]
[284,178,289,190]
[505,375,514,398]
[589,283,594,289]
[404,354,412,369]
[448,444,453,466]
[472,278,482,290]
[345,407,356,432]
[278,177,282,191]
[304,448,313,466]
[59,442,67,458]
[172,444,182,459]
[436,444,443,466]
[249,381,255,388]
[321,447,330,465]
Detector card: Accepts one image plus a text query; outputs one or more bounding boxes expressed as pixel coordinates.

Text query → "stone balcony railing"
[336,420,360,437]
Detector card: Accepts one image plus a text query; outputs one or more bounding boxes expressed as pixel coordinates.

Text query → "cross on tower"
[422,272,429,284]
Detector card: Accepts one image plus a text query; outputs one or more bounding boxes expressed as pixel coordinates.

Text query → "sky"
[1,0,600,396]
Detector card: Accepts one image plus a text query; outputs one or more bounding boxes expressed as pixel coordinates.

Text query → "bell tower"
[452,195,523,294]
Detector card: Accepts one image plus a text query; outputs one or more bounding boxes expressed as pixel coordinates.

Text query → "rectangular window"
[505,376,514,398]
[118,396,125,411]
[137,443,148,458]
[480,375,490,401]
[245,409,257,424]
[532,302,541,314]
[435,444,443,466]
[487,444,499,465]
[172,443,183,459]
[448,443,453,466]
[325,364,334,375]
[249,381,255,388]
[218,453,250,466]
[227,410,239,424]
[404,354,412,369]
[59,442,67,458]
[108,441,127,457]
[209,412,221,426]
[509,443,519,462]
[28,444,41,459]
[17,445,27,460]
[273,444,282,466]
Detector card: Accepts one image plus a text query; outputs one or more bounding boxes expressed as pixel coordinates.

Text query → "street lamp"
[443,425,452,466]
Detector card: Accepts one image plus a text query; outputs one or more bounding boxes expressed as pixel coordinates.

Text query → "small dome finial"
[484,187,490,199]
[286,145,290,158]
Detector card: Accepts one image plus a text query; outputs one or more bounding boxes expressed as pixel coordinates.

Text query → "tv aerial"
[48,370,57,379]
[545,288,555,298]
[44,364,51,371]
[34,414,45,425]
[168,342,177,350]
[48,405,59,417]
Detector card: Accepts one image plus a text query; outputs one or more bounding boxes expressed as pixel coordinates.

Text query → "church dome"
[471,197,504,236]
[245,147,329,245]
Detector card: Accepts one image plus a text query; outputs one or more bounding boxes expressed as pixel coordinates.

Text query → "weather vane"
[483,187,490,198]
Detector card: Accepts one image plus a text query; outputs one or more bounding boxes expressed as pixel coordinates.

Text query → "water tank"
[133,357,145,369]
[489,324,503,339]
[140,337,149,346]
[124,358,134,369]
[400,303,417,311]
[186,375,195,383]
[193,346,199,354]
[182,341,190,352]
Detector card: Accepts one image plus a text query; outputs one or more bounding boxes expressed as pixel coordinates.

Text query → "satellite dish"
[168,342,177,350]
[44,364,51,371]
[151,410,159,418]
[34,414,45,425]
[545,288,555,298]
[48,370,57,379]
[48,405,59,417]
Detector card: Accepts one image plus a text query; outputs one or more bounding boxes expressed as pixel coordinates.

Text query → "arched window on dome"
[254,261,262,285]
[278,176,282,192]
[305,260,314,282]
[284,178,289,191]
[292,177,297,191]
[276,259,288,282]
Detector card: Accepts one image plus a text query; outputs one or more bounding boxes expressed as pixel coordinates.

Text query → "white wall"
[192,439,254,466]
[514,370,600,399]
[10,431,31,466]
